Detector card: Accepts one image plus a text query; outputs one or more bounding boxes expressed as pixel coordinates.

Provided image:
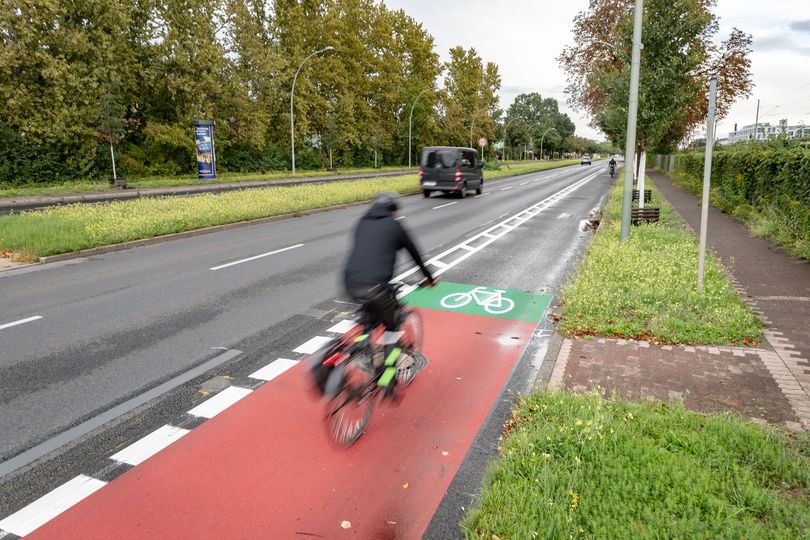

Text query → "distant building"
[728,119,810,143]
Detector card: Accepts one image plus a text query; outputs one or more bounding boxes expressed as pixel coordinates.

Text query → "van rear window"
[424,150,457,168]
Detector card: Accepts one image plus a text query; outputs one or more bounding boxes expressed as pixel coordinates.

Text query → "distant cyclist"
[343,192,435,394]
[609,156,617,178]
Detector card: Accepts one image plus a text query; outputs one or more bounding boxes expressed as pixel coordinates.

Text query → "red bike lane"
[27,284,551,539]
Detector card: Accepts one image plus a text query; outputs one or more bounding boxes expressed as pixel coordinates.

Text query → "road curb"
[31,163,582,266]
[37,199,375,264]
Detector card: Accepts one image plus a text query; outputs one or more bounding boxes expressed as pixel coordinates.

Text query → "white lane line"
[293,336,332,355]
[432,202,457,210]
[210,243,304,271]
[558,212,571,219]
[250,358,298,381]
[430,260,449,269]
[500,186,513,191]
[394,168,604,284]
[0,475,107,537]
[187,386,252,419]
[327,319,358,334]
[519,181,529,185]
[475,192,492,197]
[0,315,42,331]
[110,425,189,466]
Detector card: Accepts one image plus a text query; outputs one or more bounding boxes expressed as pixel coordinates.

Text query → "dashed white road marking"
[0,315,42,331]
[500,186,513,191]
[432,202,457,210]
[558,213,571,219]
[475,192,492,197]
[249,358,298,381]
[519,181,529,185]
[0,475,107,537]
[110,425,190,466]
[210,243,304,271]
[327,319,358,334]
[293,336,332,355]
[188,386,252,419]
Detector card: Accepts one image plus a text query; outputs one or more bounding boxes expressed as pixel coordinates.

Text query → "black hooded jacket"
[343,200,433,290]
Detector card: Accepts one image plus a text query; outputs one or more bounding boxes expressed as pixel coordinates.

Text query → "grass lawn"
[559,177,761,345]
[0,160,551,198]
[0,160,578,260]
[463,391,810,539]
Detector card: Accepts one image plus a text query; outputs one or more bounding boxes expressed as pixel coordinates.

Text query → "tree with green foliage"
[559,0,752,155]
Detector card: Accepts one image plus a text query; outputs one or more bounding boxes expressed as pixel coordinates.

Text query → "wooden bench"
[631,206,660,224]
[632,189,652,203]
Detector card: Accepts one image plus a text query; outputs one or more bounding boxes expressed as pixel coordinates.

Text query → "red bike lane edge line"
[23,308,538,539]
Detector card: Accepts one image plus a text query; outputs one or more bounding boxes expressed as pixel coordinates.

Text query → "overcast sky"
[384,0,810,142]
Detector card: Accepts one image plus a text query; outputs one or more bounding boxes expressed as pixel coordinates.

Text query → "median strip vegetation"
[559,177,761,345]
[462,391,810,538]
[0,160,578,261]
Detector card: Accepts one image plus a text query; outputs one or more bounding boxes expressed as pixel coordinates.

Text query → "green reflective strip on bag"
[384,347,402,366]
[377,367,397,387]
[353,334,369,343]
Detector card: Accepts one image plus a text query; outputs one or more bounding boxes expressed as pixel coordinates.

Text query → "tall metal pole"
[469,108,484,148]
[408,88,429,168]
[540,127,556,161]
[697,76,718,293]
[752,98,760,141]
[290,46,334,175]
[620,0,644,242]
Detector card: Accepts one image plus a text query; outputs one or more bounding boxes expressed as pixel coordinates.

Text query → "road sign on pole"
[478,137,488,147]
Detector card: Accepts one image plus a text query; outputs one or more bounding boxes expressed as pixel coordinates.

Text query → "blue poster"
[192,120,216,179]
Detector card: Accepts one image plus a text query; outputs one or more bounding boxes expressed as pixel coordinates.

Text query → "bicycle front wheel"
[484,297,515,315]
[440,292,472,309]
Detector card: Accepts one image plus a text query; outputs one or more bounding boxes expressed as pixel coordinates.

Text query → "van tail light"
[454,168,462,182]
[418,167,423,180]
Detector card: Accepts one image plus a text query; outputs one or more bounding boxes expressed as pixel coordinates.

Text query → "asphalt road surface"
[0,162,611,535]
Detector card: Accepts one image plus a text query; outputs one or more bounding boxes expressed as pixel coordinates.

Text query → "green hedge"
[654,144,810,259]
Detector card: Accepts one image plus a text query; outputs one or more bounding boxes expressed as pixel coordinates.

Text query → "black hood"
[364,199,395,219]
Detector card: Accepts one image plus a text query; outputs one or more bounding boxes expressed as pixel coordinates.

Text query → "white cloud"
[383,0,810,143]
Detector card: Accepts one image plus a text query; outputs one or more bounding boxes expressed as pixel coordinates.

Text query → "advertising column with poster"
[192,120,217,180]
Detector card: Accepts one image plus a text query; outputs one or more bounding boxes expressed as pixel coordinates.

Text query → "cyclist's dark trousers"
[345,285,401,332]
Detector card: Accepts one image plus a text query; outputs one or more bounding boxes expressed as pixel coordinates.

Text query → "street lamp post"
[539,127,557,161]
[469,108,485,148]
[619,0,644,242]
[290,46,334,175]
[502,117,524,161]
[408,88,429,168]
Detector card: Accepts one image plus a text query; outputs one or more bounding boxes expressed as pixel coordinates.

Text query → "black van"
[419,146,484,198]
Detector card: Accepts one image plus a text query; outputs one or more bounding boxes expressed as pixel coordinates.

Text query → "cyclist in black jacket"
[343,192,435,393]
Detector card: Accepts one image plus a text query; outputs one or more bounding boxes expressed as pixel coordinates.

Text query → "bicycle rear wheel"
[326,363,375,447]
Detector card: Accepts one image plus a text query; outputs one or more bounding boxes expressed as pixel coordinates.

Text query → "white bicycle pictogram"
[440,286,515,315]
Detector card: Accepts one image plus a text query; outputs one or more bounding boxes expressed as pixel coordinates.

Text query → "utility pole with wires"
[753,99,760,141]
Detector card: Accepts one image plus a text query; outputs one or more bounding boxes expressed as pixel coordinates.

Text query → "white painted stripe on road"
[0,475,106,537]
[475,192,491,197]
[188,386,252,419]
[394,167,604,285]
[293,336,332,355]
[327,319,358,334]
[0,315,42,331]
[430,260,449,269]
[519,181,529,185]
[209,243,304,271]
[558,213,571,219]
[432,202,457,210]
[249,358,298,381]
[110,425,189,466]
[500,186,513,191]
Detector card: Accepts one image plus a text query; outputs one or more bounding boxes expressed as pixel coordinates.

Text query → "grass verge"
[462,391,810,539]
[559,177,761,345]
[0,160,553,199]
[0,160,578,260]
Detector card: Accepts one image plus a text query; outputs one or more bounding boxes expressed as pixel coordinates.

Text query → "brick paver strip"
[650,170,810,427]
[559,338,800,426]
